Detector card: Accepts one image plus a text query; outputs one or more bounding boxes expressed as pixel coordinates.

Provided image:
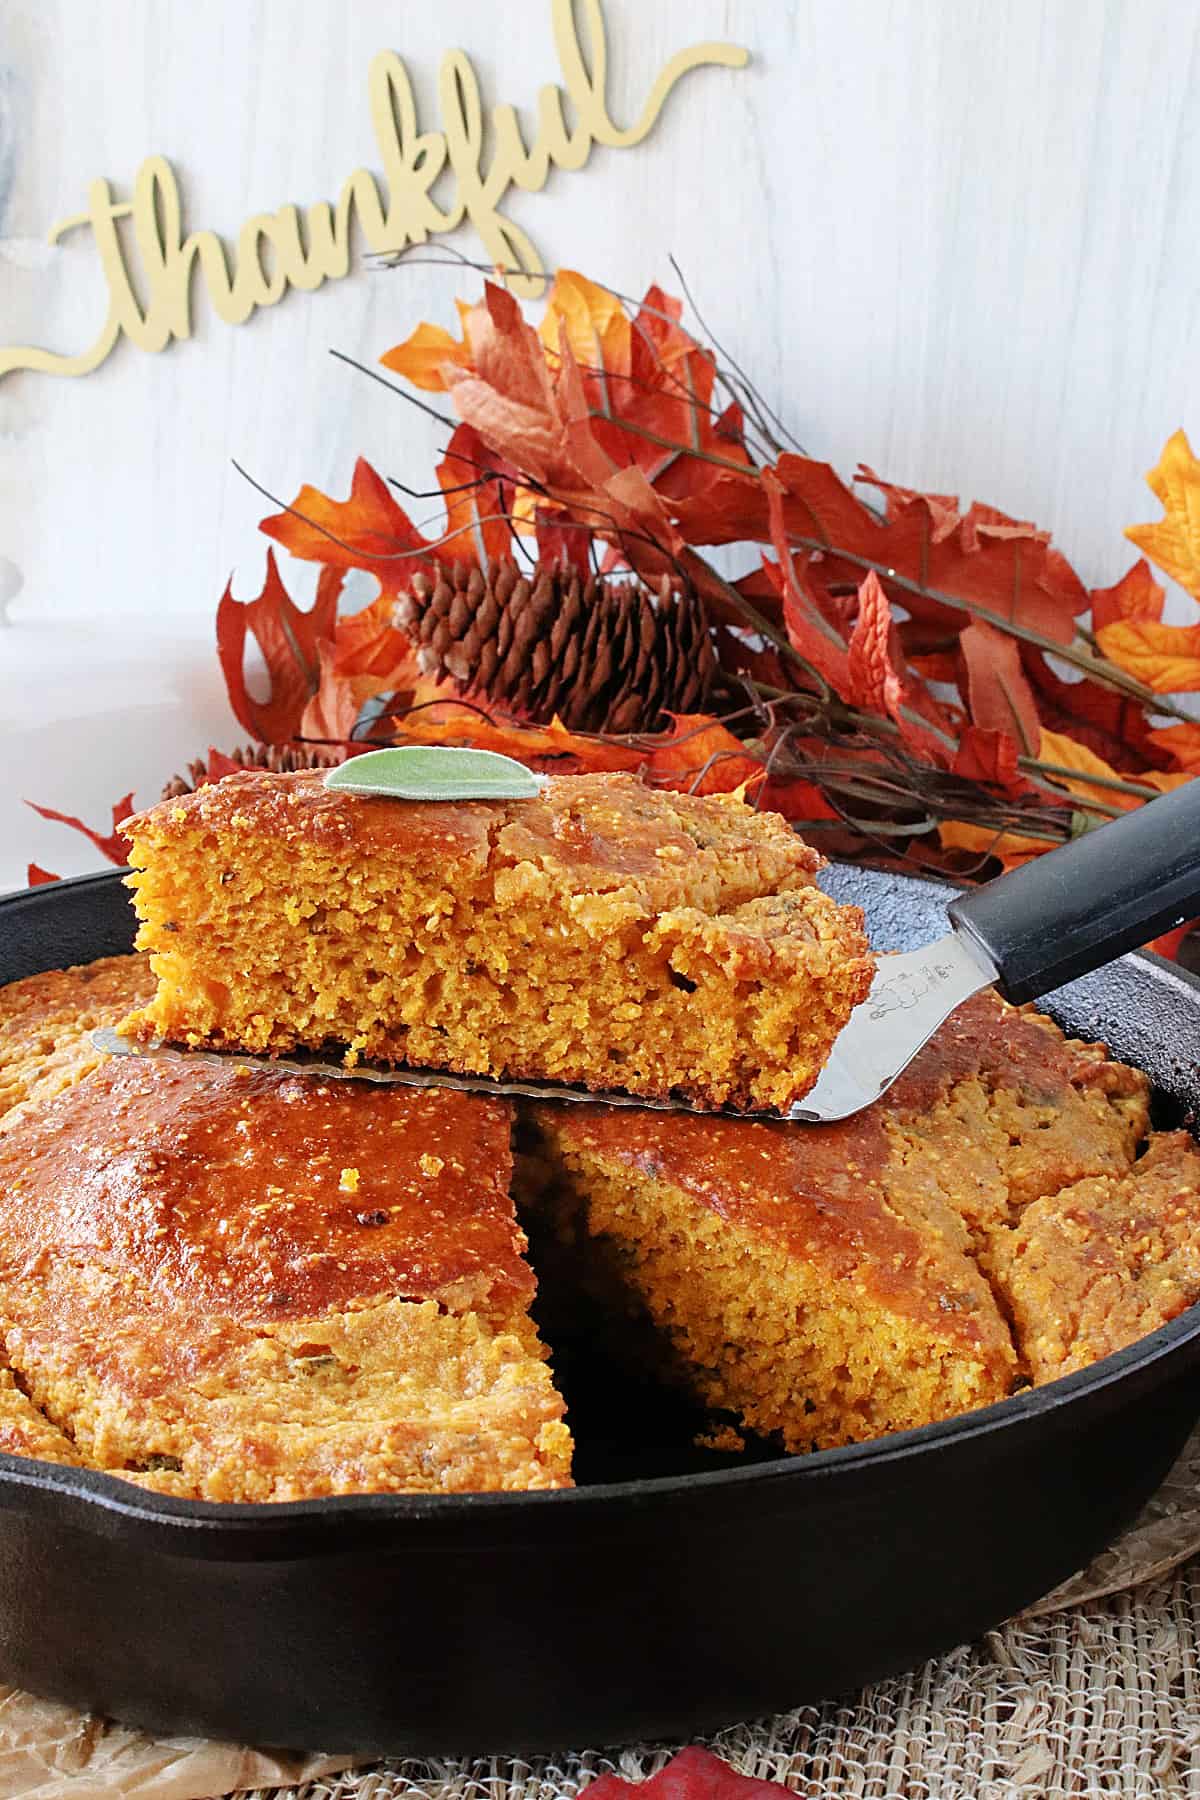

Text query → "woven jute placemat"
[7,1422,1200,1800]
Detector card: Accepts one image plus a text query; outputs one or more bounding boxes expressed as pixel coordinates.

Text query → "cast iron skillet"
[1,865,1199,1755]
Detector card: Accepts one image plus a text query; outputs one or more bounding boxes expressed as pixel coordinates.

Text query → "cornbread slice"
[119,769,873,1112]
[0,954,154,1133]
[990,1131,1200,1381]
[517,992,1172,1452]
[0,1041,571,1500]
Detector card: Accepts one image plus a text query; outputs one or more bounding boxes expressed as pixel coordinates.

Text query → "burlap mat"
[7,1419,1200,1800]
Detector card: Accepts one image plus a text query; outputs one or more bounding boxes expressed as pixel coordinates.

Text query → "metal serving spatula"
[793,774,1200,1122]
[95,770,1200,1127]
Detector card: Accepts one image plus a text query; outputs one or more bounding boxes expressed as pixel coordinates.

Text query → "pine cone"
[397,562,718,735]
[161,742,343,800]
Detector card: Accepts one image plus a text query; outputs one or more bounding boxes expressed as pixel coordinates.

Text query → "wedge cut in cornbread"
[516,992,1174,1452]
[119,769,873,1112]
[0,1009,571,1501]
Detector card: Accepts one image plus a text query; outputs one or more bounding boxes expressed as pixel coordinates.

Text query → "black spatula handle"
[947,777,1200,1003]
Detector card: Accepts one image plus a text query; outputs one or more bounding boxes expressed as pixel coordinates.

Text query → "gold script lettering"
[0,0,747,382]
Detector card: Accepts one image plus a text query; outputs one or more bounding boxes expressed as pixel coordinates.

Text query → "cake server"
[95,775,1200,1127]
[793,772,1200,1122]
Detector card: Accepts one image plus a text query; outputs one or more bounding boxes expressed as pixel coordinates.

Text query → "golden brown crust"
[0,1057,533,1324]
[121,770,874,1112]
[0,970,571,1499]
[124,768,824,913]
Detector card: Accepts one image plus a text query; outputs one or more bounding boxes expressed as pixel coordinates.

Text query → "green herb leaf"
[323,746,545,802]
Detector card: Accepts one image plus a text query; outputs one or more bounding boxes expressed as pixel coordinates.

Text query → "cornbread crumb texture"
[520,991,1200,1452]
[121,769,873,1111]
[0,955,154,1133]
[0,983,570,1501]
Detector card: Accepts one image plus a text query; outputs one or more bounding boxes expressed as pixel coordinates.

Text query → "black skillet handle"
[947,778,1200,1004]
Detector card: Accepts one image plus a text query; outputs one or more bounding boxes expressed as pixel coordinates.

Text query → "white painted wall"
[2,0,1199,889]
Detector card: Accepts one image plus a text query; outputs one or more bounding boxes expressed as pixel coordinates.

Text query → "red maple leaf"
[958,620,1041,754]
[24,793,136,866]
[846,571,957,763]
[217,554,342,746]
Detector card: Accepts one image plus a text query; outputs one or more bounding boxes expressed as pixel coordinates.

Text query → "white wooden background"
[3,0,1200,891]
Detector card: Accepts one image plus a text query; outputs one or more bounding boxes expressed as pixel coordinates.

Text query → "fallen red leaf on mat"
[584,1748,793,1800]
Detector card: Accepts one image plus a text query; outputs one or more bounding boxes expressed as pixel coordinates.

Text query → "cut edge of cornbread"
[514,993,1200,1454]
[3,1285,574,1502]
[515,1117,1019,1453]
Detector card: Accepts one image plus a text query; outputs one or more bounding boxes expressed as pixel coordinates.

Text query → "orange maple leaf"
[639,714,763,795]
[260,459,437,592]
[1148,722,1200,771]
[298,593,429,744]
[380,301,474,392]
[1090,558,1164,630]
[937,820,1056,870]
[951,726,1024,795]
[845,571,955,762]
[1094,618,1200,692]
[1035,728,1190,809]
[538,270,630,383]
[1125,429,1200,600]
[959,620,1040,754]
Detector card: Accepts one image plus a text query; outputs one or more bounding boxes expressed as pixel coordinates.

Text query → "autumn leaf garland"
[26,269,1200,952]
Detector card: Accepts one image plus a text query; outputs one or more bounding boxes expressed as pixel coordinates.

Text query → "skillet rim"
[3,865,1199,1547]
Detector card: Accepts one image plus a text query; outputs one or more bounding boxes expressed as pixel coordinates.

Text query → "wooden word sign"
[0,0,747,383]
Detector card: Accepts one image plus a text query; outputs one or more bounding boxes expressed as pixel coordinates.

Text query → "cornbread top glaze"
[123,767,823,915]
[0,1057,529,1325]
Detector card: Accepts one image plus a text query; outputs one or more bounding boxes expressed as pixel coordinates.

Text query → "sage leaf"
[323,746,545,802]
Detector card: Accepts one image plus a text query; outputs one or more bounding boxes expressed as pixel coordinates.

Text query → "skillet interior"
[0,864,1198,1751]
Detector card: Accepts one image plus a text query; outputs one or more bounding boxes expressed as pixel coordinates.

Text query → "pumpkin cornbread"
[118,769,873,1112]
[1,949,1199,1491]
[0,954,153,1133]
[516,991,1197,1452]
[0,963,571,1500]
[990,1131,1200,1382]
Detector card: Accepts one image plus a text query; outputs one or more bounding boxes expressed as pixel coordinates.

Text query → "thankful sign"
[0,0,746,383]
